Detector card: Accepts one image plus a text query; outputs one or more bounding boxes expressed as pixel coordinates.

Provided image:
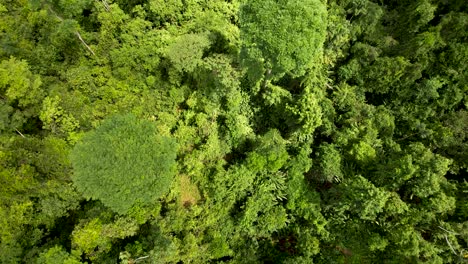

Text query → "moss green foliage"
[70,114,177,214]
[1,0,468,262]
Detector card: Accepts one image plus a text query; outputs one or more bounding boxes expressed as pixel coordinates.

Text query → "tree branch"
[134,256,149,263]
[47,5,95,56]
[75,31,95,56]
[96,0,110,11]
[15,128,25,138]
[444,235,457,256]
[438,226,459,235]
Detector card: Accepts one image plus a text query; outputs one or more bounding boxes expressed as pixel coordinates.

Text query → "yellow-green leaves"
[36,246,81,264]
[72,217,139,260]
[0,57,43,132]
[0,57,42,107]
[40,96,80,137]
[240,0,327,79]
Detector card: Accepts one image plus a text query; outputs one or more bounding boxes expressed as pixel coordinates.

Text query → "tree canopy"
[1,0,468,262]
[70,114,177,214]
[240,0,327,80]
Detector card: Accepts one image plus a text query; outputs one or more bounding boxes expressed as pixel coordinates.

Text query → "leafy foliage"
[240,0,327,80]
[70,114,177,214]
[1,0,467,262]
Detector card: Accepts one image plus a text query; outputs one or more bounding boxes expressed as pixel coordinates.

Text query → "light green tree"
[239,0,327,80]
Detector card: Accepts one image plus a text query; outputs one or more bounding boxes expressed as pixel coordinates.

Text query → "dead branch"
[134,256,149,263]
[48,5,95,56]
[75,31,95,55]
[15,128,25,138]
[96,0,110,11]
[444,235,458,256]
[438,226,459,235]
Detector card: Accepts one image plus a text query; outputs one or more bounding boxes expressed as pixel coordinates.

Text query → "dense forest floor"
[1,0,468,263]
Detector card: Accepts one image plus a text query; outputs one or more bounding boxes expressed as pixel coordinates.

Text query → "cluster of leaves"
[1,0,467,263]
[70,114,177,214]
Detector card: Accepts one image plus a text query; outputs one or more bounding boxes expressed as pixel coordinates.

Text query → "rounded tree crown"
[70,114,177,214]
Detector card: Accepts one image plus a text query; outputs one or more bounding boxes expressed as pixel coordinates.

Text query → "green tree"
[0,57,43,132]
[313,143,343,182]
[70,114,177,214]
[0,135,80,263]
[167,32,212,73]
[36,246,81,264]
[239,0,327,80]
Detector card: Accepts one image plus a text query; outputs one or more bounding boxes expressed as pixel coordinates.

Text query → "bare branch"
[444,235,458,256]
[48,6,63,21]
[134,256,150,263]
[102,0,110,11]
[96,0,110,11]
[438,226,459,235]
[15,128,25,138]
[460,249,468,259]
[47,5,95,56]
[75,31,96,56]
